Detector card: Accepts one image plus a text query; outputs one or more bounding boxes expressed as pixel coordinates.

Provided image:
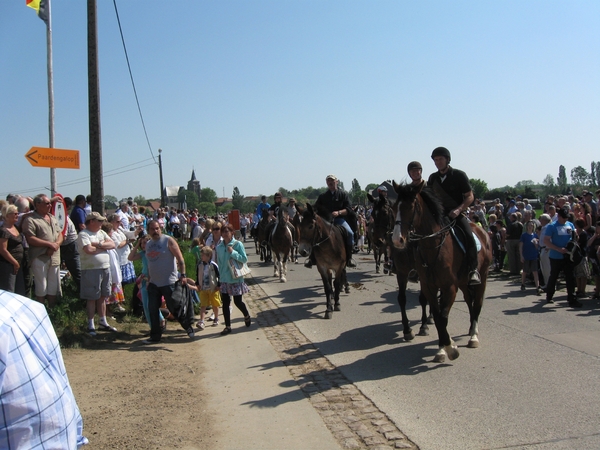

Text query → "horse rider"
[256,195,270,220]
[306,174,357,268]
[265,192,298,247]
[427,147,481,285]
[408,161,425,189]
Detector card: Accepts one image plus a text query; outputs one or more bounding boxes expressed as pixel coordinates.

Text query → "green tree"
[133,195,146,205]
[104,195,118,209]
[570,166,589,187]
[540,174,556,199]
[177,190,199,211]
[365,183,379,194]
[469,178,488,200]
[557,165,568,193]
[350,178,364,205]
[197,202,216,216]
[277,187,289,197]
[232,187,244,210]
[200,187,217,203]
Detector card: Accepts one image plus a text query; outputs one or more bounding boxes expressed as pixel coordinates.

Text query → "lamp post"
[158,148,165,208]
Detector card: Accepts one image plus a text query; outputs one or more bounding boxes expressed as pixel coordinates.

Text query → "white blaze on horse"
[391,181,492,363]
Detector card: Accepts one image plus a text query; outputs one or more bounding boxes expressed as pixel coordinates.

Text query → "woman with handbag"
[216,224,251,336]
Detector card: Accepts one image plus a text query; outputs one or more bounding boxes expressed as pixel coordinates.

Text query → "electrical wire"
[112,0,157,164]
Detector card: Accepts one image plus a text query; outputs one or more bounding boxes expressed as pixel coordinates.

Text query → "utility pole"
[158,148,165,208]
[87,0,104,213]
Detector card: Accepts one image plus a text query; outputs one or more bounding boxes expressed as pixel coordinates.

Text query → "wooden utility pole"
[87,0,104,213]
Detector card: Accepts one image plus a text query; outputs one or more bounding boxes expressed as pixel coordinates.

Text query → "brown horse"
[269,206,294,282]
[296,203,348,319]
[391,181,492,362]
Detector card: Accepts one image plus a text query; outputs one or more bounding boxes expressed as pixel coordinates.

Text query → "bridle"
[397,196,455,248]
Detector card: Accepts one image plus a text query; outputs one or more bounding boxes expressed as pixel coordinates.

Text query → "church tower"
[187,169,201,199]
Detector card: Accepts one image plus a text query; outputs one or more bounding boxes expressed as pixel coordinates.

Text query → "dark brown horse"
[269,206,294,282]
[296,203,348,319]
[367,192,394,275]
[256,213,272,263]
[368,192,430,339]
[391,181,492,362]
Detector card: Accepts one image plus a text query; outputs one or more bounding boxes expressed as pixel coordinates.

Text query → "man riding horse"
[264,192,298,248]
[427,147,481,285]
[305,174,357,269]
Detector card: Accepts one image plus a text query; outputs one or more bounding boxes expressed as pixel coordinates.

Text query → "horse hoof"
[427,316,435,325]
[404,331,415,341]
[468,337,479,348]
[376,267,380,274]
[418,328,429,337]
[446,346,460,361]
[324,311,332,319]
[433,352,446,363]
[280,277,286,283]
[344,286,350,294]
[334,304,341,311]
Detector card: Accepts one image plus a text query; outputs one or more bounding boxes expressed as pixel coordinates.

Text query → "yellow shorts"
[199,289,222,308]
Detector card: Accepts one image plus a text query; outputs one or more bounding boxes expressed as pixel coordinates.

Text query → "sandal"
[220,327,232,336]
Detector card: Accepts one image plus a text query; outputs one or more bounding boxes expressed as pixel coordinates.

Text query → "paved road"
[247,245,600,450]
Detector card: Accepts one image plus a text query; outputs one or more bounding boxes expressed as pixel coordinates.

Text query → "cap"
[326,174,338,181]
[86,211,106,222]
[583,190,592,197]
[377,185,387,192]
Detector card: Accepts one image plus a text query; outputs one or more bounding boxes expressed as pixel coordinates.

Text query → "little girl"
[187,246,221,330]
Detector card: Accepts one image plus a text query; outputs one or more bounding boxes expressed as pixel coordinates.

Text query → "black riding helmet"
[407,161,422,173]
[431,146,451,162]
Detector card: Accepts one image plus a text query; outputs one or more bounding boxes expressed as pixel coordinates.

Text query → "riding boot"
[345,237,356,268]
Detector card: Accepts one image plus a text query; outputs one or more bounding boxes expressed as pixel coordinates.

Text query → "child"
[188,246,221,330]
[101,222,126,312]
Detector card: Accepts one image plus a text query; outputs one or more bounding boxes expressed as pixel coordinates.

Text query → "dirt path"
[64,331,215,450]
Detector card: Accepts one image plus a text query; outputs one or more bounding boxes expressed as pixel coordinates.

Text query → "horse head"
[297,203,323,257]
[391,180,446,249]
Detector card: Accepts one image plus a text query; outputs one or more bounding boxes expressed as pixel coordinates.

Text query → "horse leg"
[463,283,485,348]
[417,292,429,336]
[320,270,334,319]
[342,269,350,294]
[428,286,459,362]
[399,281,415,341]
[281,253,287,283]
[333,272,342,312]
[374,246,381,273]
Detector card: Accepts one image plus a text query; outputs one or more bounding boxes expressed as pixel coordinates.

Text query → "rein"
[312,217,334,248]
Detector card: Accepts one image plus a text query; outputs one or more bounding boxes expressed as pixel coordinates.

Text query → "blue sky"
[1,1,599,201]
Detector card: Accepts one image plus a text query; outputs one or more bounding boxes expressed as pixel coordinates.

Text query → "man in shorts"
[76,212,118,335]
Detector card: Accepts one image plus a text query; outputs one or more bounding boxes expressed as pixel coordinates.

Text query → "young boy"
[519,220,541,295]
[188,246,221,329]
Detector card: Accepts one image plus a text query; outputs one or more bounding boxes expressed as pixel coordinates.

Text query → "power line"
[112,0,157,164]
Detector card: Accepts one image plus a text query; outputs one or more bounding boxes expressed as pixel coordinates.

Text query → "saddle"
[450,226,482,254]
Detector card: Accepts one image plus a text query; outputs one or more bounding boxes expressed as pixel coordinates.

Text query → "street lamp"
[158,148,165,208]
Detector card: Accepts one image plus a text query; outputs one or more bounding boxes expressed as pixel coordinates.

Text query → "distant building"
[187,169,201,199]
[163,186,184,209]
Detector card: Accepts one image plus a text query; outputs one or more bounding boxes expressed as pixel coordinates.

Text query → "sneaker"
[112,304,126,313]
[520,284,526,291]
[141,338,160,344]
[207,314,215,321]
[196,321,205,330]
[187,327,195,339]
[468,270,481,285]
[536,287,542,296]
[88,328,97,337]
[213,319,219,326]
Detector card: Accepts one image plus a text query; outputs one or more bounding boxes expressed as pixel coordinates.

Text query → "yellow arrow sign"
[25,147,80,169]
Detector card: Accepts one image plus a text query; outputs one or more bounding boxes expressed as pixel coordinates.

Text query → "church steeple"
[187,168,201,199]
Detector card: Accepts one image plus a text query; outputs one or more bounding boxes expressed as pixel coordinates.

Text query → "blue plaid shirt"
[0,290,88,449]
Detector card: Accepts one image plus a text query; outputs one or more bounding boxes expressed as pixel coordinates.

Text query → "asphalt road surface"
[247,243,600,450]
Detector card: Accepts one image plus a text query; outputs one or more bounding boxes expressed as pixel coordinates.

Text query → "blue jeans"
[334,218,354,246]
